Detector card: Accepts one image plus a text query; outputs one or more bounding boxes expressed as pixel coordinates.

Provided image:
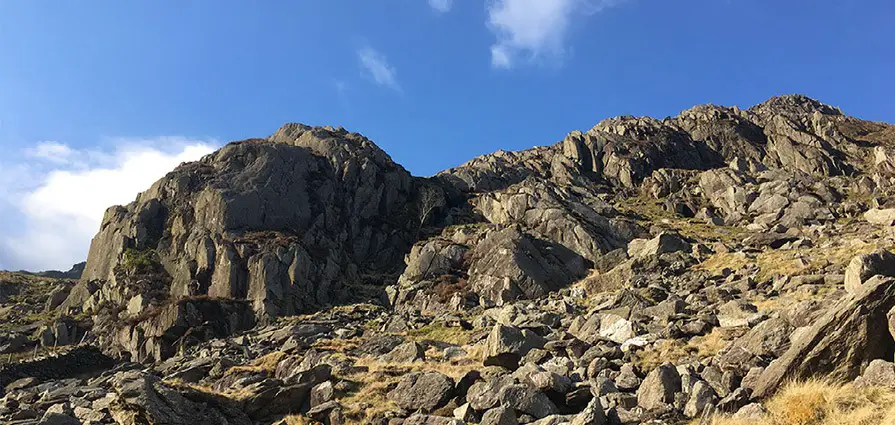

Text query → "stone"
[614,364,641,391]
[752,276,895,398]
[863,208,895,226]
[568,398,607,425]
[854,359,895,389]
[627,233,691,259]
[38,412,81,425]
[310,381,336,408]
[468,375,515,411]
[381,341,426,363]
[467,228,589,306]
[403,414,465,425]
[636,363,681,411]
[528,371,572,394]
[480,407,518,425]
[108,371,251,424]
[484,324,546,370]
[733,403,767,420]
[498,384,559,419]
[683,381,717,418]
[453,403,477,422]
[844,250,895,295]
[388,372,455,412]
[598,314,635,344]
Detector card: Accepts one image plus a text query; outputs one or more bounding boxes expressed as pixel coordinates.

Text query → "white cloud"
[0,138,216,271]
[428,0,453,13]
[357,46,400,90]
[486,0,623,69]
[26,141,76,164]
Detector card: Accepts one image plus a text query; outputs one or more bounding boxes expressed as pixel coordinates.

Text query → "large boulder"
[498,384,558,419]
[484,324,546,370]
[467,228,589,306]
[864,208,895,226]
[844,250,895,295]
[752,276,895,398]
[636,363,681,411]
[387,372,455,412]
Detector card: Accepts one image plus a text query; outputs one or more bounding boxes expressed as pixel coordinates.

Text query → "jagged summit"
[749,93,844,117]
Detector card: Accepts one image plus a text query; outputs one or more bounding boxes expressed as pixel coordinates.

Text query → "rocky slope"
[3,94,895,425]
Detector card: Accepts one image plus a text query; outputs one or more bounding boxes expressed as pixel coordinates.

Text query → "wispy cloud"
[0,138,216,271]
[357,46,400,90]
[486,0,624,69]
[428,0,453,13]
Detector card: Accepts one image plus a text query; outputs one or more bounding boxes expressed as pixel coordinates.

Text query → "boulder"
[387,372,455,412]
[468,375,515,411]
[627,233,691,259]
[498,384,558,419]
[864,208,895,226]
[752,276,895,398]
[854,359,895,389]
[480,407,518,425]
[683,381,717,418]
[568,398,606,425]
[844,250,895,295]
[404,415,465,425]
[636,363,681,411]
[381,341,425,363]
[484,324,546,370]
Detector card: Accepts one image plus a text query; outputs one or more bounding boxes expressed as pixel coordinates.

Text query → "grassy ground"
[701,379,895,425]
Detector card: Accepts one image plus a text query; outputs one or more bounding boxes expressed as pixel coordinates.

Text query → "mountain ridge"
[4,93,895,425]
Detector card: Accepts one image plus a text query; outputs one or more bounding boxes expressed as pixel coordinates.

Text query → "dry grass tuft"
[337,350,483,425]
[698,239,879,282]
[702,379,895,425]
[226,350,286,375]
[406,324,474,346]
[635,329,730,372]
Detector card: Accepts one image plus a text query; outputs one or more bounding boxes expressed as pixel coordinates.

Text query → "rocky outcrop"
[752,276,895,398]
[100,298,255,363]
[81,124,423,320]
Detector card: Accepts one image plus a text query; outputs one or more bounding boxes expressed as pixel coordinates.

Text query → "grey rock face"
[82,124,421,320]
[468,227,589,306]
[387,372,455,412]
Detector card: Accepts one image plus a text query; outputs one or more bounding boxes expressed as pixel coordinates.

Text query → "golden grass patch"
[225,350,286,375]
[635,329,730,372]
[406,324,474,346]
[701,379,895,425]
[697,239,880,282]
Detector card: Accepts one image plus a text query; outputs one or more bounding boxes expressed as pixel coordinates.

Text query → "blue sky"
[0,0,893,270]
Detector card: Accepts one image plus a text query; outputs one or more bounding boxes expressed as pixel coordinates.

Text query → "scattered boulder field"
[3,95,895,424]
